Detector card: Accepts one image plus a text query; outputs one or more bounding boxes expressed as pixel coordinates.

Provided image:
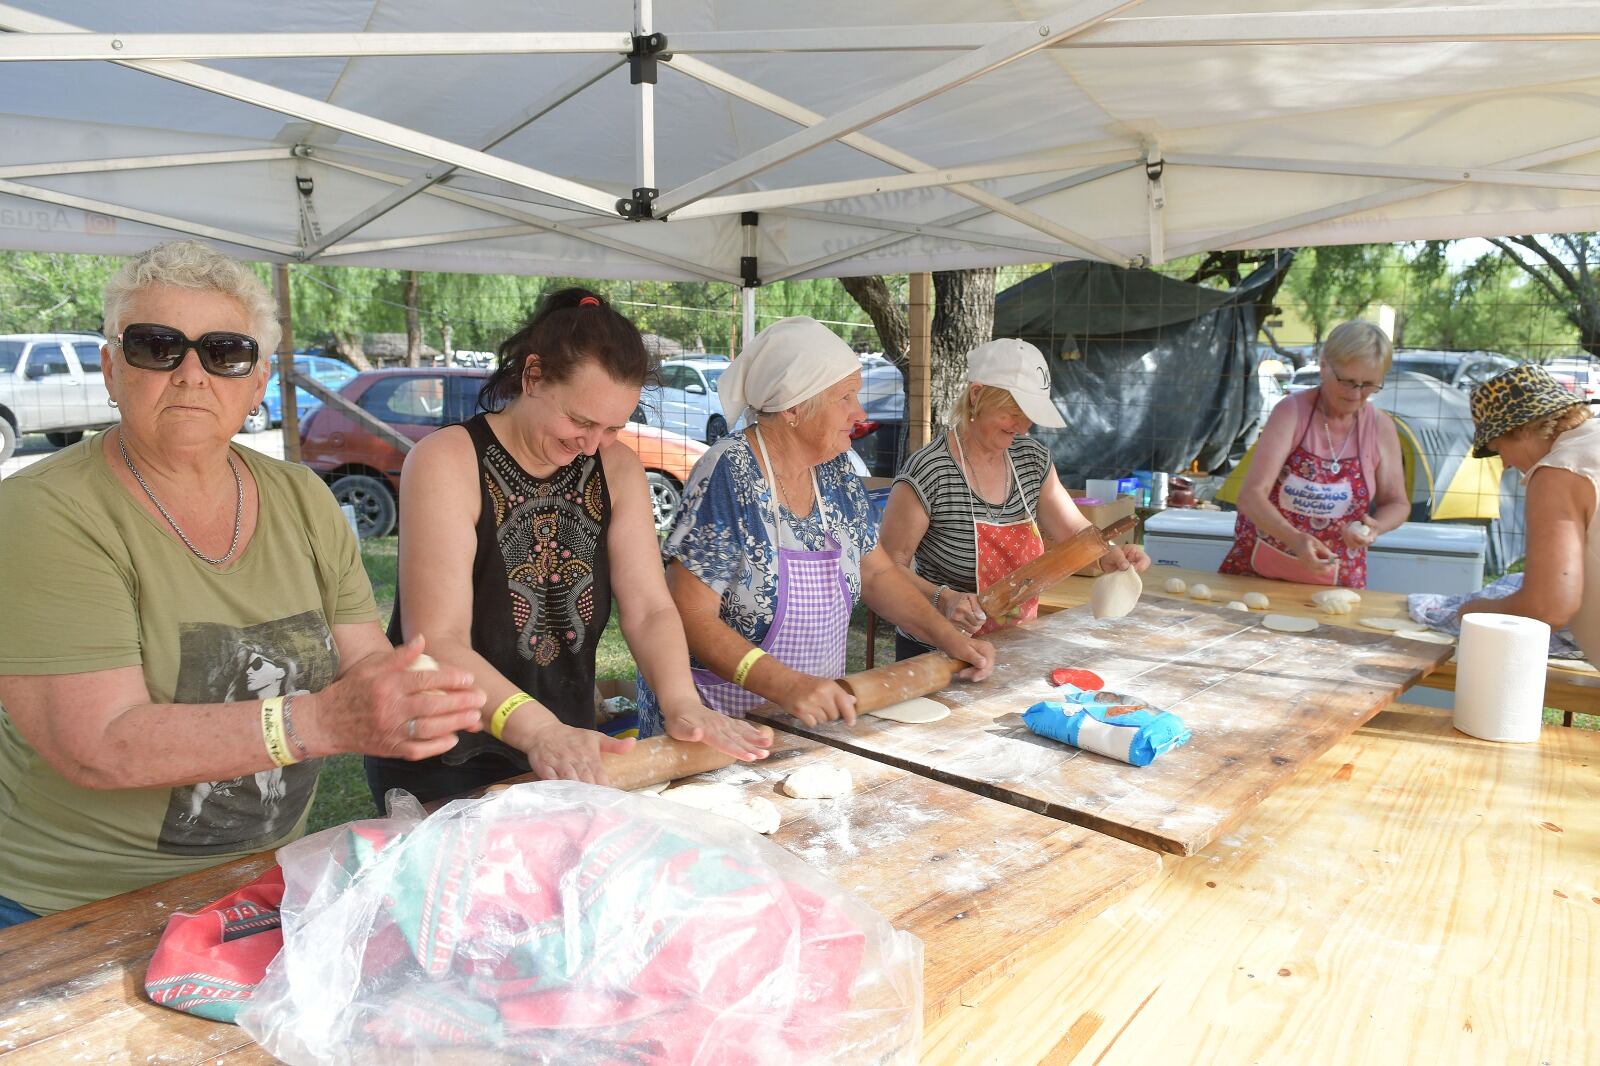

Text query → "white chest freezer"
[1141,509,1487,596]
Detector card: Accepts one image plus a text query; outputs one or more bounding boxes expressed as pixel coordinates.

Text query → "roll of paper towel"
[1453,613,1550,742]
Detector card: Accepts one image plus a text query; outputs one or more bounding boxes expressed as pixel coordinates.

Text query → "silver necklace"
[119,430,244,565]
[952,429,1004,519]
[1322,414,1355,475]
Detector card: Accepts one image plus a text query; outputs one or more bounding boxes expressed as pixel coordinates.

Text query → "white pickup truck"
[0,333,118,462]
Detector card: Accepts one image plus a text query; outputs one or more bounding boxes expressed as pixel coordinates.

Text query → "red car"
[300,367,708,538]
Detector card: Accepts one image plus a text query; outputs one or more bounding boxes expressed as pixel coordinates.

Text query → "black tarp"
[992,251,1295,480]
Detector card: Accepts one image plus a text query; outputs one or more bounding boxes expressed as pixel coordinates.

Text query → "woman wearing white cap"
[634,317,995,735]
[880,338,1150,657]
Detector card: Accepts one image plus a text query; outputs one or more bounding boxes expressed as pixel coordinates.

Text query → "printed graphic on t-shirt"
[156,611,335,855]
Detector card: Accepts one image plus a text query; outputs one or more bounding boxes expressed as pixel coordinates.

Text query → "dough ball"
[658,782,781,835]
[782,764,854,800]
[1091,567,1143,620]
[408,653,441,672]
[1189,583,1212,601]
[1242,591,1270,610]
[1262,614,1319,633]
[1225,600,1249,612]
[866,696,951,724]
[1312,589,1361,615]
[1349,521,1371,538]
[1163,577,1188,595]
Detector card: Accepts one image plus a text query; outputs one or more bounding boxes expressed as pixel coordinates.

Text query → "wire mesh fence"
[3,247,1596,576]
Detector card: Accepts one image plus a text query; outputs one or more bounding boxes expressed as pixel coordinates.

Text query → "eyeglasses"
[1330,370,1383,395]
[116,322,261,378]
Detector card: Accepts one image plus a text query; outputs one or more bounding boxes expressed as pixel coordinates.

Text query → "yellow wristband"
[489,692,534,741]
[260,697,298,768]
[733,648,767,688]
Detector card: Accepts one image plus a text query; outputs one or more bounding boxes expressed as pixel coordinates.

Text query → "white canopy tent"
[2,0,1600,310]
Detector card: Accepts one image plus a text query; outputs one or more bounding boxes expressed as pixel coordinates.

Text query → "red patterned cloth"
[144,865,285,1023]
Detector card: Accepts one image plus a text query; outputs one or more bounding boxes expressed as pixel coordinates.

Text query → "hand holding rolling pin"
[938,633,996,682]
[940,589,988,634]
[777,666,859,727]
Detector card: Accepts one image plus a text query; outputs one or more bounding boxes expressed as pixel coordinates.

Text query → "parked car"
[298,367,708,538]
[245,353,359,433]
[0,332,114,461]
[851,353,907,477]
[1284,363,1322,394]
[1390,349,1516,391]
[1541,357,1600,405]
[638,354,733,442]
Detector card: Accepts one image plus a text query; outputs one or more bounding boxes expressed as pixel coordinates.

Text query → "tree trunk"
[336,332,371,371]
[441,317,455,367]
[404,271,422,367]
[930,268,997,425]
[840,275,909,368]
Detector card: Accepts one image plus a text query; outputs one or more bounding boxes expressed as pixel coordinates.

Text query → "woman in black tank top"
[365,290,770,807]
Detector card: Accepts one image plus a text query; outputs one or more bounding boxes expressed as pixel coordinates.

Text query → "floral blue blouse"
[635,433,878,732]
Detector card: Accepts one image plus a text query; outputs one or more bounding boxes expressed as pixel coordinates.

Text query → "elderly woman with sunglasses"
[0,241,483,928]
[1220,321,1409,589]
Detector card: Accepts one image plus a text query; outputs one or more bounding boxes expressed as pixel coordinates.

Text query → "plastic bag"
[239,781,922,1065]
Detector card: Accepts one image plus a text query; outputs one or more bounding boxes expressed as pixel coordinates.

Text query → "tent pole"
[273,263,302,464]
[907,273,933,452]
[741,287,757,345]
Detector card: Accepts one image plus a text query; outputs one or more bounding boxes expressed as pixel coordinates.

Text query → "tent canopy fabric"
[2,2,1600,283]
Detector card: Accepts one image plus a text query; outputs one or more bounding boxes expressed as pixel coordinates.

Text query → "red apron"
[1220,404,1372,589]
[952,433,1045,634]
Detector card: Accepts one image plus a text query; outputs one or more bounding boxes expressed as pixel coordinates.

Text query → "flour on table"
[782,764,854,799]
[1262,614,1318,633]
[866,696,951,724]
[657,782,781,834]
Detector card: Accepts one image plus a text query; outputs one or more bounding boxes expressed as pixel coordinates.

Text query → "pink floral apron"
[690,427,852,716]
[1220,401,1372,589]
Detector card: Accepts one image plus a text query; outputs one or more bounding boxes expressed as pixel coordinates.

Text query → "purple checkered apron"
[691,427,851,717]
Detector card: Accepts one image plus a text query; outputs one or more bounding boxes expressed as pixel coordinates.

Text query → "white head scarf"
[719,316,860,424]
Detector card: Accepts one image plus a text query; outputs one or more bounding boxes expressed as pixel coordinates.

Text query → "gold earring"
[788,419,797,427]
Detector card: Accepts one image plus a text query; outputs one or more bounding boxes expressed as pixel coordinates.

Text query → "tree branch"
[840,276,909,371]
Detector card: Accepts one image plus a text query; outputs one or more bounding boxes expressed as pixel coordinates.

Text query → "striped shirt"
[893,431,1052,595]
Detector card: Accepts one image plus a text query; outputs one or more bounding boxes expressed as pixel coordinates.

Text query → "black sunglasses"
[116,322,261,378]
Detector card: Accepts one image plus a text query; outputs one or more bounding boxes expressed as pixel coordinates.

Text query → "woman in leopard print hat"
[1461,363,1598,662]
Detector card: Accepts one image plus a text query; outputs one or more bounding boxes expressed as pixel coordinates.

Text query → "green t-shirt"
[0,436,378,915]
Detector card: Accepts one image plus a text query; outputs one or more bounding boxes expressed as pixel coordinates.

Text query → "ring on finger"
[406,717,417,739]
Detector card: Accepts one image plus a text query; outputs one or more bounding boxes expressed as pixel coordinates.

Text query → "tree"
[0,251,119,334]
[403,270,422,367]
[1279,244,1402,346]
[1468,234,1600,357]
[840,269,998,426]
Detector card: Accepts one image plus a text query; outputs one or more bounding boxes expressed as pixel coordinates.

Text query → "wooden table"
[1040,564,1600,720]
[922,704,1600,1065]
[753,602,1449,855]
[0,736,1158,1063]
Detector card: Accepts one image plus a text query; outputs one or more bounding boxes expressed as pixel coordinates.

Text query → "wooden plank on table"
[922,704,1600,1066]
[0,738,1157,1061]
[749,601,1450,856]
[1042,564,1600,716]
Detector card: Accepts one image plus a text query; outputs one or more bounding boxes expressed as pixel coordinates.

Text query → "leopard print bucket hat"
[1469,364,1583,458]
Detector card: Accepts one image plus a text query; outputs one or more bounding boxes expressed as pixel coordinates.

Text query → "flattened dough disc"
[1262,614,1319,633]
[1359,617,1414,632]
[866,696,951,724]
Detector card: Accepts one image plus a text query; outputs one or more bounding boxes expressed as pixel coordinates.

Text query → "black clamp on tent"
[616,187,659,220]
[740,211,761,287]
[629,33,668,84]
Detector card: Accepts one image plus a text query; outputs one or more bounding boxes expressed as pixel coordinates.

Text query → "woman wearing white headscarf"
[635,317,995,736]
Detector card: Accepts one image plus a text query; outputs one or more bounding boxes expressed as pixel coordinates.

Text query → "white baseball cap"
[965,338,1065,428]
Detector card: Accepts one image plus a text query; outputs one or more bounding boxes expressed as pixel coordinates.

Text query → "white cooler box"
[1141,509,1486,596]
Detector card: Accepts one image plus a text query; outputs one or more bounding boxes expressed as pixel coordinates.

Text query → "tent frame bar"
[6,7,1600,61]
[0,148,289,180]
[0,176,298,255]
[651,0,1145,217]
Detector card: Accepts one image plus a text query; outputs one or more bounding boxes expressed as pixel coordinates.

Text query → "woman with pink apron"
[1220,321,1411,590]
[633,316,996,738]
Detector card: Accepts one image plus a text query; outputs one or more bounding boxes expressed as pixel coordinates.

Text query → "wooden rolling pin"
[836,651,966,714]
[484,726,775,794]
[977,515,1139,622]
